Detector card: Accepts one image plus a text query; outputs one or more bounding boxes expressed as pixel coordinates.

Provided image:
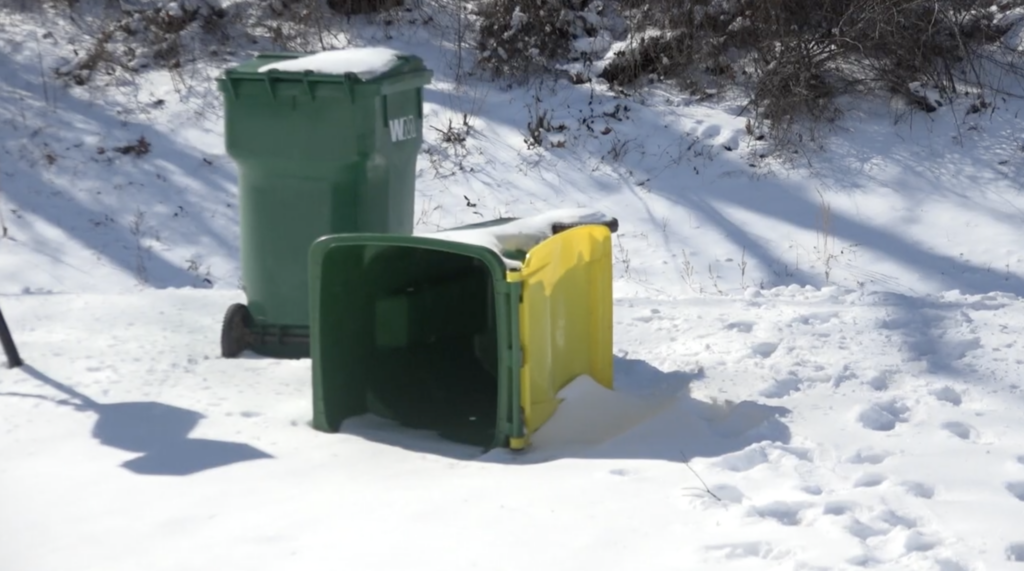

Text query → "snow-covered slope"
[3,5,1024,297]
[2,3,1024,570]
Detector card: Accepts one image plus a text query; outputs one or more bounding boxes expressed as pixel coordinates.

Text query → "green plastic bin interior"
[217,51,433,359]
[309,232,524,449]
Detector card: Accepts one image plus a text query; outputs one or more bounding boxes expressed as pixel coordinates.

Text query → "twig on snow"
[681,450,721,502]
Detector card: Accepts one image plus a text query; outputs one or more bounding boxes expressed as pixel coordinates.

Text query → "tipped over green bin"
[308,213,619,450]
[217,47,433,359]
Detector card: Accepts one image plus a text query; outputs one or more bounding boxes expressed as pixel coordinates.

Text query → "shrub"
[475,0,618,81]
[51,0,230,84]
[325,0,404,14]
[601,0,1024,137]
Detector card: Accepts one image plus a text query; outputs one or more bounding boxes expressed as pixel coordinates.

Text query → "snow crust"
[257,47,404,79]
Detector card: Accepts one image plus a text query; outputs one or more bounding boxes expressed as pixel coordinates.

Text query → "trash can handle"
[551,218,619,235]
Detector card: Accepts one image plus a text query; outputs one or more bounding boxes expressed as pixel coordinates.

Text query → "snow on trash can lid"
[256,47,407,80]
[424,208,619,270]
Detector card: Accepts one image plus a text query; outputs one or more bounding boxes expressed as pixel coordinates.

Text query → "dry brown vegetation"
[7,0,1024,143]
[476,0,1024,141]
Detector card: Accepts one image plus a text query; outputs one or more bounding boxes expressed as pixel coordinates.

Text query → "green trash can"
[216,48,433,359]
[306,214,620,450]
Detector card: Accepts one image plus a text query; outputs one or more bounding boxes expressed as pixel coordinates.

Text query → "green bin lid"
[223,47,428,83]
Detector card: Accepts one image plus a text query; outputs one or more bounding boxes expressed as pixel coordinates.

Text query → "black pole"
[0,302,23,369]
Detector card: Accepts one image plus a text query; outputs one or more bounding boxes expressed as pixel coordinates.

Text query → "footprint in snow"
[801,484,824,496]
[790,311,841,326]
[1006,542,1024,562]
[631,308,663,323]
[831,366,858,388]
[748,501,814,526]
[725,321,755,333]
[853,473,888,488]
[775,444,814,462]
[705,541,792,561]
[759,376,801,398]
[715,446,769,473]
[703,400,790,440]
[750,341,780,358]
[822,500,859,516]
[847,553,883,567]
[857,399,911,432]
[846,518,891,541]
[1006,481,1024,502]
[935,558,969,571]
[878,508,919,529]
[864,370,892,392]
[845,448,891,465]
[707,483,745,504]
[931,385,963,407]
[941,420,976,441]
[1016,455,1024,466]
[900,481,936,499]
[837,507,918,544]
[903,530,941,553]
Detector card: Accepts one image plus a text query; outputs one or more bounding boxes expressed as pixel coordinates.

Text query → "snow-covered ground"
[3,3,1024,570]
[5,288,1024,570]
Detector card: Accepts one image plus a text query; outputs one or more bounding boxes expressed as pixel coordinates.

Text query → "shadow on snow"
[1,365,272,476]
[339,356,793,465]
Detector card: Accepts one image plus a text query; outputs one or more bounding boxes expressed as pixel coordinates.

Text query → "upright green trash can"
[216,47,433,359]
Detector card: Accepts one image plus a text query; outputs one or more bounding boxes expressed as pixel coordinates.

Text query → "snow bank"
[257,47,404,79]
[525,375,669,452]
[520,369,790,466]
[424,208,617,269]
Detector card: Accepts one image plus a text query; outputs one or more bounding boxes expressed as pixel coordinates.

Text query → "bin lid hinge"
[302,75,315,101]
[263,74,276,101]
[224,78,237,100]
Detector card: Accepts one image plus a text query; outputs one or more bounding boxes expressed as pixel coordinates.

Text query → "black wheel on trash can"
[221,303,253,358]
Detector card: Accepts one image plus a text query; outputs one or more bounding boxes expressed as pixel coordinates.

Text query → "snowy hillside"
[3,1,1024,570]
[3,2,1024,297]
